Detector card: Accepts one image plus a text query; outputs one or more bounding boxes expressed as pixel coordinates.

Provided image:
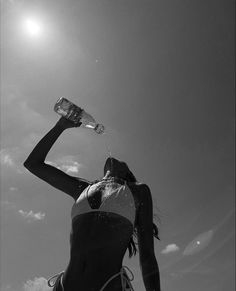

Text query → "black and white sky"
[1,1,235,291]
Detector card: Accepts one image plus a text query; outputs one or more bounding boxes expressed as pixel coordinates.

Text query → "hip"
[48,266,134,291]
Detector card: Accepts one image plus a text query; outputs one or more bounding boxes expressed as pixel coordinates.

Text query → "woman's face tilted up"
[103,157,129,180]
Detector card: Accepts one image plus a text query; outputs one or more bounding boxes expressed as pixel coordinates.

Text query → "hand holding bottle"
[56,116,82,131]
[54,97,105,134]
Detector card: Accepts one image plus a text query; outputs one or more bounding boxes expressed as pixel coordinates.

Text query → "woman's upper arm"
[137,184,155,261]
[24,162,89,200]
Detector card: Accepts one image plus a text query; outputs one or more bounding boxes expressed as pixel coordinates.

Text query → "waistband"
[47,265,134,291]
[48,271,64,290]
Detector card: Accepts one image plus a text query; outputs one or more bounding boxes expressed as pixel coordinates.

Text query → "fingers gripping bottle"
[54,97,105,134]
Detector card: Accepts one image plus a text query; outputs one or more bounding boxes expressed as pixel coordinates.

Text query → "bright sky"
[0,0,235,291]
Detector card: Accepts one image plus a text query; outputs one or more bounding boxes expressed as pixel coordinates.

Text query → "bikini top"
[71,179,136,226]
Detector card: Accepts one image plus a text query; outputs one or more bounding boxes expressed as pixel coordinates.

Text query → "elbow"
[23,161,34,171]
[23,159,41,170]
[23,159,33,169]
[23,160,30,169]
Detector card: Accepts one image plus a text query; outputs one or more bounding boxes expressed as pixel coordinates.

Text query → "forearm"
[24,122,65,166]
[141,257,161,291]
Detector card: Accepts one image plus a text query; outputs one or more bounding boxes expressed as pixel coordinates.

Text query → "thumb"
[75,121,82,127]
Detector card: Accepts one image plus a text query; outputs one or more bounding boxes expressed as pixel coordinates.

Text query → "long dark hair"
[124,169,160,258]
[101,157,160,258]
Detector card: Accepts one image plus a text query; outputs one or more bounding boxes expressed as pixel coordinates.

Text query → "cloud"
[0,149,15,167]
[1,149,82,177]
[2,277,51,291]
[46,156,83,174]
[183,230,214,256]
[60,162,81,173]
[23,277,51,291]
[18,210,45,222]
[0,148,25,173]
[9,187,18,191]
[161,244,180,254]
[1,200,45,222]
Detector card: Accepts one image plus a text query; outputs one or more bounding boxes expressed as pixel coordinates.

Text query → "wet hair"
[123,170,160,258]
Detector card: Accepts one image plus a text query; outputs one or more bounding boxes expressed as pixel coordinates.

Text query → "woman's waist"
[66,259,123,274]
[63,259,124,288]
[49,260,134,291]
[68,247,125,269]
[69,235,131,264]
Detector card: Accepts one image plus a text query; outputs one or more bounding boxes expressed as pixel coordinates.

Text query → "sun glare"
[23,18,43,37]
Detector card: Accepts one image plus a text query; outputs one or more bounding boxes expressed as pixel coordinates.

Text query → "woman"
[24,117,161,291]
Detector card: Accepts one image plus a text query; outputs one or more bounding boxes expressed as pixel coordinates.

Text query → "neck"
[102,171,126,184]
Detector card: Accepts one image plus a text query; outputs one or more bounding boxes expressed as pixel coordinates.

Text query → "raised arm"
[24,117,89,200]
[137,184,161,291]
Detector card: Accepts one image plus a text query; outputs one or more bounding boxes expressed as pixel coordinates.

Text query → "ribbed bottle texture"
[54,97,105,134]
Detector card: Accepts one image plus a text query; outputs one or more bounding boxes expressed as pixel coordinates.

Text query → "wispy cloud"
[1,146,82,177]
[23,277,51,291]
[60,162,81,174]
[161,243,180,254]
[9,187,18,192]
[183,230,214,256]
[18,210,45,222]
[1,201,45,222]
[0,149,15,167]
[0,148,24,173]
[1,277,52,291]
[46,156,83,174]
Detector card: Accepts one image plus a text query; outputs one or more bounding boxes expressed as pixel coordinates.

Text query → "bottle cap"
[95,124,105,134]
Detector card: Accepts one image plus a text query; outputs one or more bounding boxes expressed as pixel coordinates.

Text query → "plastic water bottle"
[54,97,105,134]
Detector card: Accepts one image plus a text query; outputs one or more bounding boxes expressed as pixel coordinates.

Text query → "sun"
[23,18,43,37]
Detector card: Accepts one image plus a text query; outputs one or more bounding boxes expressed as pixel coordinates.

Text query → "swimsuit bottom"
[48,266,134,291]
